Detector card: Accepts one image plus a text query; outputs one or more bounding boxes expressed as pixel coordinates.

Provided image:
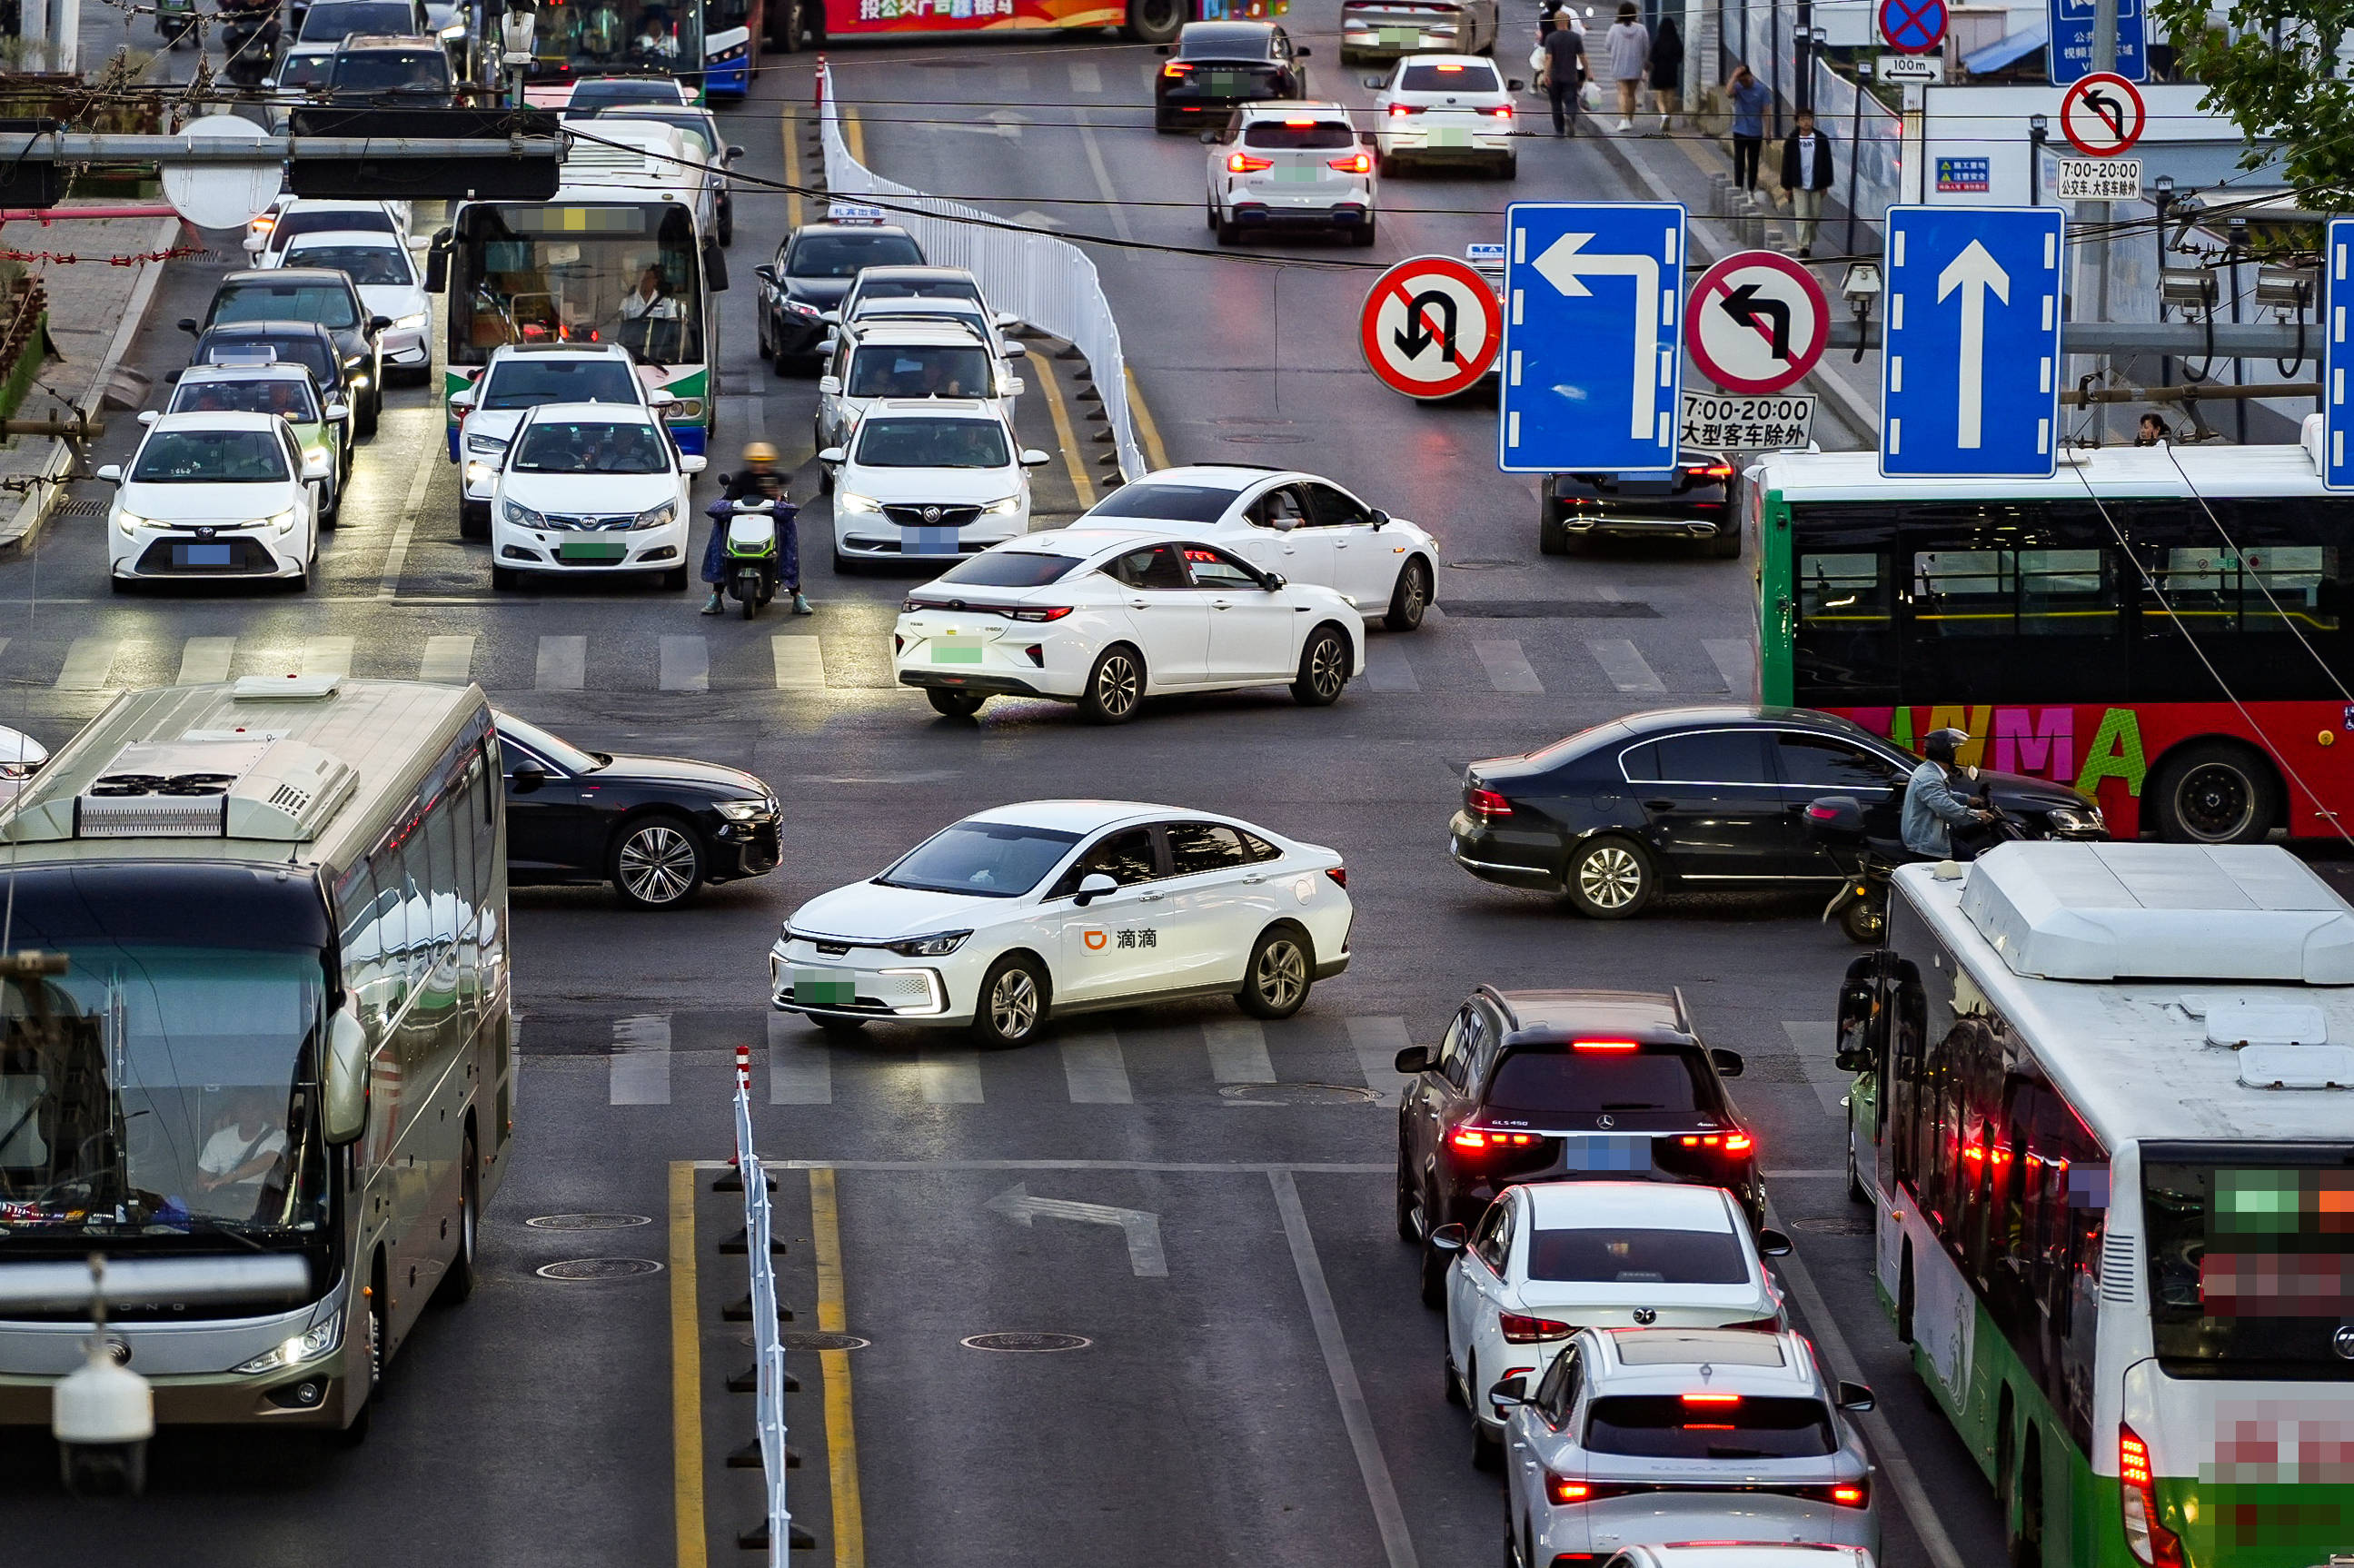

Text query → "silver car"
[1203,101,1376,247]
[1340,0,1500,61]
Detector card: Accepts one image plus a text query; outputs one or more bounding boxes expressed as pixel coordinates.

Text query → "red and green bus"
[750,0,1281,51]
[1751,434,2354,843]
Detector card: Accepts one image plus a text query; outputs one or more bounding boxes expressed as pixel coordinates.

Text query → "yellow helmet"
[743,441,780,466]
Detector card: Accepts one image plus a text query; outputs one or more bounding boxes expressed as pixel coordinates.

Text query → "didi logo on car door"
[1083,929,1107,951]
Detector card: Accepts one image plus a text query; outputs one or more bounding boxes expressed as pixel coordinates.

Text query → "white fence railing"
[730,1050,799,1565]
[815,64,1148,483]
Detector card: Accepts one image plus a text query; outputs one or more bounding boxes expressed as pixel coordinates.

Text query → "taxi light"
[1499,1313,1573,1344]
[1573,1039,1641,1052]
[1328,152,1374,174]
[1680,1392,1742,1405]
[1545,1473,1590,1504]
[1325,867,1347,889]
[2120,1425,2186,1566]
[1227,152,1275,173]
[1465,787,1513,819]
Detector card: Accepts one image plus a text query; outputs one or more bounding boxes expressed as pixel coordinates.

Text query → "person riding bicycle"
[1902,726,1994,860]
[701,442,810,616]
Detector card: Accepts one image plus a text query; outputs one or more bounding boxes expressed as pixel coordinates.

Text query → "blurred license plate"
[173,542,234,567]
[1203,71,1244,92]
[1273,164,1322,183]
[559,541,627,561]
[901,525,959,554]
[1427,126,1471,147]
[931,635,985,665]
[1562,1136,1650,1172]
[792,968,854,1006]
[1378,25,1417,43]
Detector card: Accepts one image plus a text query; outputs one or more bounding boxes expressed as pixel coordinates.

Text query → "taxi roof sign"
[827,201,889,223]
[1465,242,1505,265]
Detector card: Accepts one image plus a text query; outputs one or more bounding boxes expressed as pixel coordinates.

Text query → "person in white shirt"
[620,265,684,323]
[1780,108,1837,258]
[196,1094,287,1212]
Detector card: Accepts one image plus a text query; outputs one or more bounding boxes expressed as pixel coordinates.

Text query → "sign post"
[1356,254,1504,402]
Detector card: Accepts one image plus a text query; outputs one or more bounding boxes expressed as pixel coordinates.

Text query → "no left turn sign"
[1359,255,1503,401]
[2060,72,2146,157]
[1684,250,1830,395]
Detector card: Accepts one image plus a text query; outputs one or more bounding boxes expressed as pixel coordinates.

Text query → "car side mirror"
[818,374,842,395]
[727,144,745,159]
[325,401,351,421]
[1018,448,1050,467]
[1712,1047,1745,1077]
[819,310,840,325]
[714,472,733,487]
[680,454,707,475]
[994,312,1020,328]
[1394,1043,1436,1075]
[243,233,267,253]
[368,314,393,333]
[1296,45,1312,56]
[1002,341,1028,358]
[1487,1375,1528,1414]
[449,389,477,411]
[648,390,679,409]
[136,410,161,426]
[1269,512,1296,532]
[1361,129,1378,146]
[406,233,431,251]
[1073,871,1117,908]
[1367,508,1389,528]
[512,762,547,793]
[94,464,123,484]
[1198,130,1218,144]
[1428,1222,1466,1253]
[1506,77,1526,92]
[323,1006,370,1146]
[1262,572,1286,590]
[818,446,846,465]
[303,450,332,478]
[1758,1227,1793,1257]
[177,318,200,336]
[1004,376,1027,397]
[754,263,777,285]
[1362,74,1385,89]
[820,332,839,349]
[1836,1381,1875,1413]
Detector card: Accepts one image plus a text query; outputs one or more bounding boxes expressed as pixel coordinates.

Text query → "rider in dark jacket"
[701,442,810,615]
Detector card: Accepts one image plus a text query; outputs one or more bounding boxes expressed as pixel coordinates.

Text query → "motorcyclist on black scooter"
[700,441,809,617]
[1902,727,1997,861]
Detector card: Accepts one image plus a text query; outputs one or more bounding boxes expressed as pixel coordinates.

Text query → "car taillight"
[1725,1132,1753,1154]
[1449,1126,1540,1153]
[1465,787,1513,819]
[1680,1392,1741,1406]
[1686,462,1735,480]
[1328,152,1373,174]
[1162,60,1191,74]
[1545,1473,1591,1504]
[1325,867,1347,889]
[1573,1039,1639,1052]
[1008,605,1072,621]
[2120,1425,2186,1566]
[1227,152,1274,173]
[1499,1313,1573,1344]
[1793,1480,1872,1509]
[1676,1131,1755,1154]
[1388,103,1419,116]
[1484,104,1513,117]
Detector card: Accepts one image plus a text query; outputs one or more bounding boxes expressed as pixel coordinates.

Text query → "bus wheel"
[1123,0,1183,44]
[766,0,802,51]
[2011,1429,2044,1568]
[435,1130,479,1306]
[2150,740,2280,844]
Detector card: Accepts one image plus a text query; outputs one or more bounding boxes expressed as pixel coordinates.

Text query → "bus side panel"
[819,0,1129,31]
[1755,486,1793,704]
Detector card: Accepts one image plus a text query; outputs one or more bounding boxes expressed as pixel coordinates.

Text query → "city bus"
[1838,840,2354,1568]
[750,0,1283,52]
[0,677,511,1441]
[1751,428,2354,842]
[514,0,707,100]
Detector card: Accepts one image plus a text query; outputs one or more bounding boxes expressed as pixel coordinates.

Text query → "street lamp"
[1798,25,1829,114]
[2028,113,2049,206]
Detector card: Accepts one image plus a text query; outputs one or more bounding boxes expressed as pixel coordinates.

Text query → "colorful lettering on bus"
[750,0,1280,51]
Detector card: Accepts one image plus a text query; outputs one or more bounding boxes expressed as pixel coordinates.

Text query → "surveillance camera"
[53,1346,154,1497]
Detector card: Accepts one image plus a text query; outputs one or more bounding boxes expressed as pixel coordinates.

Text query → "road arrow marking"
[1533,232,1663,439]
[986,1182,1167,1276]
[1718,283,1793,361]
[1936,239,2010,449]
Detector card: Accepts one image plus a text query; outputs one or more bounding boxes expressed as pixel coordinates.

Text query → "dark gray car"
[183,267,390,437]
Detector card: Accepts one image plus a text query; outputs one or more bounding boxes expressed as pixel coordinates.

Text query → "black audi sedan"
[496,712,780,909]
[754,219,925,371]
[1153,22,1309,133]
[1449,706,2104,918]
[1541,449,1738,558]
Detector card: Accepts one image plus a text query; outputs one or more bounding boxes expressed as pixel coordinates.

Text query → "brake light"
[1484,104,1513,118]
[1680,1392,1741,1406]
[1449,1126,1540,1152]
[1163,60,1192,74]
[1465,787,1513,819]
[1545,1474,1590,1504]
[1008,605,1072,622]
[2120,1425,2185,1567]
[1573,1039,1640,1052]
[1325,867,1347,889]
[1725,1133,1753,1154]
[1435,61,1465,70]
[1284,116,1316,125]
[1830,1482,1870,1508]
[1227,152,1274,173]
[892,635,904,654]
[1500,1313,1574,1344]
[1388,103,1419,116]
[1328,152,1373,174]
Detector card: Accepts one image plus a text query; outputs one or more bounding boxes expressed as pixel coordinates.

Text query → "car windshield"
[274,52,334,85]
[511,419,669,473]
[847,345,993,400]
[854,418,1008,470]
[1528,1226,1751,1285]
[494,711,605,773]
[332,50,449,92]
[569,81,685,109]
[482,358,641,409]
[1585,1394,1837,1460]
[1401,61,1500,91]
[285,243,412,286]
[1083,482,1238,523]
[856,278,981,303]
[599,111,713,156]
[211,281,358,331]
[1484,1046,1709,1117]
[297,0,414,39]
[937,551,1081,588]
[171,379,323,422]
[273,207,395,246]
[789,232,925,279]
[1243,119,1354,149]
[131,431,290,483]
[877,821,1082,898]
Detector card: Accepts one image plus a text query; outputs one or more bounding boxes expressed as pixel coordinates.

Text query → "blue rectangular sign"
[1880,205,2065,480]
[1498,202,1685,475]
[2048,0,2145,84]
[2324,219,2354,491]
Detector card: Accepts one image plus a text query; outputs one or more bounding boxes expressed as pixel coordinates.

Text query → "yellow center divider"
[670,1161,708,1568]
[1031,356,1098,512]
[810,1166,865,1568]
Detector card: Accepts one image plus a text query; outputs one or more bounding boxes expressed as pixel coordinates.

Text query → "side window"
[336,861,381,1017]
[1472,1198,1510,1271]
[1651,728,1774,785]
[1535,1346,1581,1426]
[1166,821,1251,875]
[450,761,479,932]
[1181,546,1264,591]
[1107,543,1188,590]
[1049,828,1159,897]
[1248,486,1310,530]
[1436,1007,1473,1089]
[1618,741,1659,782]
[1237,829,1283,863]
[1448,1012,1486,1092]
[474,739,502,890]
[1301,482,1367,529]
[427,794,460,947]
[1774,733,1906,790]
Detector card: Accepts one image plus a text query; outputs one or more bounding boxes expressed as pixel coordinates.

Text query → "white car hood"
[357,282,427,321]
[790,879,1024,943]
[118,480,300,523]
[841,467,1017,506]
[465,409,528,445]
[500,471,680,511]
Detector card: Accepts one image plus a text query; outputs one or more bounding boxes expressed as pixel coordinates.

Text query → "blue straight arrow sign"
[2325,219,2354,491]
[1499,202,1685,475]
[1880,206,2064,479]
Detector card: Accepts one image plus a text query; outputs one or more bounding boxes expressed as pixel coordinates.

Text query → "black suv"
[1152,22,1308,132]
[326,33,456,106]
[754,221,924,371]
[1396,987,1758,1304]
[1542,449,1738,558]
[183,269,389,436]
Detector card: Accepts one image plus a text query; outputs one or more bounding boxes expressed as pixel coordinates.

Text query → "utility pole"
[2086,0,2118,444]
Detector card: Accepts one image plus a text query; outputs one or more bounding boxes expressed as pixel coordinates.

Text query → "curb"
[0,214,184,559]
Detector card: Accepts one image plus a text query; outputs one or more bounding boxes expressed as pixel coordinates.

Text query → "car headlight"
[980,494,1023,515]
[714,799,770,822]
[263,507,299,534]
[232,1315,343,1374]
[783,297,821,317]
[438,19,464,36]
[466,434,508,459]
[886,929,969,958]
[503,499,546,529]
[632,501,677,531]
[2045,805,2104,834]
[839,491,882,514]
[393,312,428,331]
[114,510,153,536]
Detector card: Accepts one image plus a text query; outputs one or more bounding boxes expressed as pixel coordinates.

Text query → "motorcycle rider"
[701,442,809,616]
[1902,727,1995,860]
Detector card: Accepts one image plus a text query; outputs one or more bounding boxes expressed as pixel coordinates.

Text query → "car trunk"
[1233,122,1363,203]
[1344,0,1469,49]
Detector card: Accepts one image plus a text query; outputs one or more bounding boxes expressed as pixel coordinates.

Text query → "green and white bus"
[1839,839,2354,1567]
[0,677,511,1440]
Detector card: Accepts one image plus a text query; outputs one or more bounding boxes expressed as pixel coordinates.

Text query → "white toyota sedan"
[1076,465,1438,630]
[1365,54,1520,177]
[98,411,326,591]
[1435,1182,1789,1467]
[820,400,1047,572]
[893,530,1365,721]
[770,799,1354,1047]
[489,402,703,590]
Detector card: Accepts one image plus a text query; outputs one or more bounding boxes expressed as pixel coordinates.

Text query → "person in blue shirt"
[1725,65,1771,192]
[1902,728,1993,858]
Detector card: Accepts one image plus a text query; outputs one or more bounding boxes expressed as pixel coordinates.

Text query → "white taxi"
[1365,54,1522,177]
[448,342,666,536]
[488,402,703,590]
[770,799,1354,1047]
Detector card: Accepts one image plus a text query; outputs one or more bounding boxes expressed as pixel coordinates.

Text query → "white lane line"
[1269,1169,1421,1568]
[609,1014,671,1106]
[1704,637,1757,696]
[1346,1017,1414,1107]
[1069,100,1135,243]
[1783,1020,1851,1116]
[1203,1019,1274,1083]
[767,1011,832,1105]
[1058,1032,1133,1104]
[1587,637,1666,693]
[1473,638,1544,693]
[919,1047,984,1104]
[770,634,825,690]
[303,636,355,680]
[55,637,120,691]
[659,634,709,693]
[176,636,234,685]
[377,419,439,601]
[1068,60,1101,93]
[420,634,475,683]
[1363,641,1420,692]
[534,634,586,690]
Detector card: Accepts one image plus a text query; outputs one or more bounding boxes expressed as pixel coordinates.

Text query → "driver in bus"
[620,265,684,323]
[1902,727,1995,861]
[195,1091,288,1216]
[634,6,680,57]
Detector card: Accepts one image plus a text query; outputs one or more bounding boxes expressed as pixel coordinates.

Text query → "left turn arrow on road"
[986,1182,1169,1276]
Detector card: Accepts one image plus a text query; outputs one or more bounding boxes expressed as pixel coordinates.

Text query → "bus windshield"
[2144,1152,2354,1373]
[534,0,701,78]
[450,203,703,367]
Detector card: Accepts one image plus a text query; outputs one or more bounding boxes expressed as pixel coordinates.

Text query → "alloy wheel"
[1577,845,1644,909]
[619,824,698,905]
[1308,636,1346,699]
[1254,938,1306,1011]
[990,968,1040,1039]
[1096,654,1139,718]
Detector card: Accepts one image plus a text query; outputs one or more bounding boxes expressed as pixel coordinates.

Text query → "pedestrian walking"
[1650,16,1683,130]
[1604,3,1649,133]
[1780,105,1834,257]
[1726,65,1769,191]
[1538,18,1585,137]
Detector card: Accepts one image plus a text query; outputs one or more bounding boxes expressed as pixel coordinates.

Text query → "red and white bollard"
[814,55,828,109]
[735,1043,752,1092]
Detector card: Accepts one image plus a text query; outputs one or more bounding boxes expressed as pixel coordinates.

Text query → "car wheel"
[719,210,734,249]
[1237,924,1312,1019]
[817,463,834,496]
[927,689,986,719]
[610,816,706,910]
[459,501,489,541]
[1290,624,1350,706]
[357,393,379,441]
[1538,503,1577,556]
[1377,151,1404,177]
[335,1265,386,1446]
[491,564,521,590]
[1444,1351,1465,1405]
[108,574,135,595]
[970,953,1049,1047]
[1847,1113,1870,1206]
[2149,740,2280,843]
[1564,834,1656,919]
[1497,153,1517,179]
[1078,643,1145,724]
[1384,557,1431,631]
[1206,194,1218,232]
[661,565,690,591]
[1396,1156,1422,1242]
[770,333,793,378]
[434,1130,479,1305]
[1470,1358,1503,1470]
[286,556,313,594]
[1710,522,1743,559]
[1216,214,1241,246]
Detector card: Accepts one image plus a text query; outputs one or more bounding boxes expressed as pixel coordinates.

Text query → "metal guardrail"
[730,1048,801,1563]
[814,64,1149,485]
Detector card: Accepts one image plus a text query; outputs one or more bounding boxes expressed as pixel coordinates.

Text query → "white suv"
[449,342,667,536]
[815,322,1023,473]
[820,400,1048,572]
[1204,102,1376,246]
[1366,54,1522,177]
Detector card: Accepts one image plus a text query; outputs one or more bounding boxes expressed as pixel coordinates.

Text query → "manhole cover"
[1787,1216,1872,1236]
[1447,559,1525,571]
[525,1213,653,1230]
[784,1331,869,1352]
[1217,1082,1377,1106]
[536,1257,664,1280]
[961,1332,1091,1353]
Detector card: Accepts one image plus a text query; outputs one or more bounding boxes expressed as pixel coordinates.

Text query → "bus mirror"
[323,1008,369,1146]
[1833,959,1877,1071]
[424,247,449,293]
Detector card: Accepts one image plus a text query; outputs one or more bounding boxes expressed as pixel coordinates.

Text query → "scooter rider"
[701,442,811,616]
[1902,727,1994,860]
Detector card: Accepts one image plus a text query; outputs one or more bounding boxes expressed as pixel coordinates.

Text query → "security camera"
[53,1335,154,1497]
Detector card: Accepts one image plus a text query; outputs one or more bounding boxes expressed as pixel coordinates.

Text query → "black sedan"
[754,219,924,371]
[182,268,389,438]
[1153,22,1309,133]
[496,712,780,909]
[1541,449,1738,558]
[1448,705,2104,918]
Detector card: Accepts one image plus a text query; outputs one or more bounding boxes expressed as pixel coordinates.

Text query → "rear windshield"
[1401,62,1501,91]
[331,51,450,92]
[223,335,336,385]
[1529,1226,1750,1285]
[512,420,669,473]
[854,418,1008,470]
[284,243,412,286]
[1082,482,1238,523]
[297,0,414,40]
[171,378,323,422]
[789,233,925,279]
[1485,1046,1710,1117]
[131,431,290,484]
[1244,120,1355,149]
[878,821,1081,898]
[1586,1395,1836,1460]
[567,81,685,109]
[938,551,1081,589]
[482,358,640,409]
[848,345,993,400]
[1179,27,1271,57]
[273,53,334,86]
[2144,1155,2354,1372]
[210,281,357,331]
[856,278,981,303]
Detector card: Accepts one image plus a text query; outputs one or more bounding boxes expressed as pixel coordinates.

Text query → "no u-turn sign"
[1359,255,1504,401]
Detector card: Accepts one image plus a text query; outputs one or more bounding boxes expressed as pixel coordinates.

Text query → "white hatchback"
[272,228,433,382]
[769,799,1354,1047]
[99,411,326,591]
[488,402,703,590]
[820,400,1047,572]
[1204,102,1376,246]
[893,530,1365,722]
[1366,54,1522,176]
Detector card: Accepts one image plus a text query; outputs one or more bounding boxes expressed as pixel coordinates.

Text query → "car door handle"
[1210,599,1234,610]
[1243,873,1266,884]
[1127,598,1149,609]
[1138,891,1163,902]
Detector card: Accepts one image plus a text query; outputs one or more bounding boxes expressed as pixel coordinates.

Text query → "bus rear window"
[2145,1156,2354,1372]
[1484,1046,1709,1119]
[1586,1394,1836,1459]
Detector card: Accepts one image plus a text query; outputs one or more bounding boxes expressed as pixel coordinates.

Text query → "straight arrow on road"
[1532,232,1661,440]
[986,1182,1168,1276]
[1935,239,2009,450]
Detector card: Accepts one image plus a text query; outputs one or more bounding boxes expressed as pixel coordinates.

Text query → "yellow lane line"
[782,102,805,232]
[670,1161,708,1568]
[1125,366,1171,472]
[844,104,866,169]
[1032,352,1098,511]
[809,1167,865,1568]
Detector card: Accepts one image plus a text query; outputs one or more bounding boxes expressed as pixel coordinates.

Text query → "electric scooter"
[1804,787,2027,945]
[707,494,787,620]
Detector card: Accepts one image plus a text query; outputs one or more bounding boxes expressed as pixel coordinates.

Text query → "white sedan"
[769,799,1354,1047]
[98,411,327,591]
[1076,464,1438,630]
[0,726,47,806]
[449,342,665,536]
[271,229,434,382]
[893,530,1365,722]
[820,400,1048,572]
[1365,54,1521,176]
[1436,1182,1788,1468]
[489,402,704,590]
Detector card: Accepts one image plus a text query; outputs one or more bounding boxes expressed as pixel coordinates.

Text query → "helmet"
[742,441,780,467]
[1923,728,1970,764]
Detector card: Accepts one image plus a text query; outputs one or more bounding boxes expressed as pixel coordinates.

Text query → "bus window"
[1793,542,1897,703]
[1898,501,2124,700]
[2130,498,2353,701]
[1909,549,2113,638]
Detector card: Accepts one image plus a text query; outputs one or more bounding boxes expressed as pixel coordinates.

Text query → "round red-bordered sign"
[1684,250,1830,395]
[1876,0,1946,55]
[2060,72,2146,157]
[1358,255,1503,401]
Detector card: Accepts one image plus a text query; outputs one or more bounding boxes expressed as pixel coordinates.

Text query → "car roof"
[150,410,289,432]
[226,266,353,287]
[848,323,989,347]
[1181,20,1275,47]
[337,32,439,47]
[791,222,917,241]
[980,528,1162,559]
[202,320,337,341]
[859,397,1001,419]
[1518,1180,1738,1232]
[853,264,977,283]
[1485,987,1689,1040]
[1398,52,1497,67]
[179,362,317,385]
[1588,1328,1822,1395]
[1126,464,1287,489]
[282,228,403,250]
[958,799,1259,835]
[517,401,661,424]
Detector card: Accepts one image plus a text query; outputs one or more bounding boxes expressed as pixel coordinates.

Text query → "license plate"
[1562,1136,1650,1172]
[1427,126,1471,147]
[1272,164,1323,184]
[558,540,628,562]
[791,968,855,1006]
[930,635,985,665]
[1377,25,1417,43]
[173,541,234,568]
[1202,71,1245,93]
[901,525,959,555]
